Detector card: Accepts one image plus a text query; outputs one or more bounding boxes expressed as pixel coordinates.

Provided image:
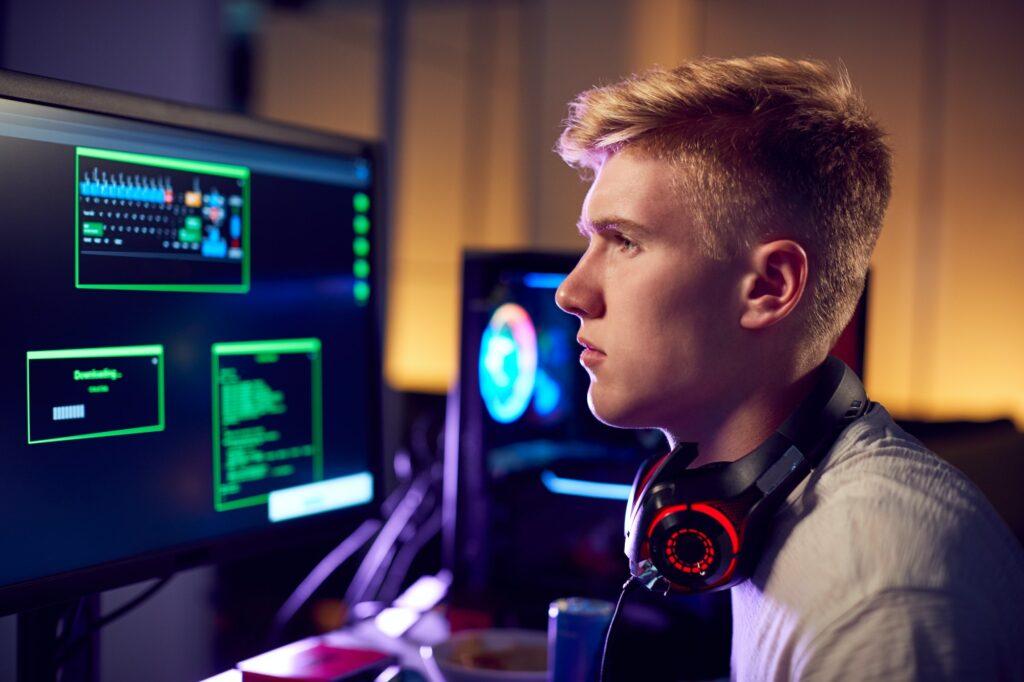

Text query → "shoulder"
[730,404,1024,679]
[802,405,1017,556]
[768,404,1023,598]
[792,586,1019,681]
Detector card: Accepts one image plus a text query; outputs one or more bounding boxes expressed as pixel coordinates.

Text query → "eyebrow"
[576,216,652,237]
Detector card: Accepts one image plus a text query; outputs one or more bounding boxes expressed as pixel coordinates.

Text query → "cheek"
[629,282,727,367]
[636,285,696,339]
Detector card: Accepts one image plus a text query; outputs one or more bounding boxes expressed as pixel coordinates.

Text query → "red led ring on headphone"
[646,503,740,554]
[665,527,715,575]
[646,502,741,588]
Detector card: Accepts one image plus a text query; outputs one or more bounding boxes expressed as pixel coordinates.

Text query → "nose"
[556,251,603,318]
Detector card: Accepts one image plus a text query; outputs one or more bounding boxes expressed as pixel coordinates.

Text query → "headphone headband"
[777,356,867,465]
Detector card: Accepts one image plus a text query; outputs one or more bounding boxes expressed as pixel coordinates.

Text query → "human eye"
[613,232,640,254]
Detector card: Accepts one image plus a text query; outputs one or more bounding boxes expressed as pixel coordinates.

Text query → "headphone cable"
[599,576,641,682]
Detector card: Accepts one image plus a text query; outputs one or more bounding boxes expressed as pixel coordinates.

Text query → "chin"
[587,391,655,430]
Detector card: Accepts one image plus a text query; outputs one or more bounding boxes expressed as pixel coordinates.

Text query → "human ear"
[738,240,808,330]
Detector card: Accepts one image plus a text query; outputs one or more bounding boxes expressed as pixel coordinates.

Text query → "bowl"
[422,628,548,682]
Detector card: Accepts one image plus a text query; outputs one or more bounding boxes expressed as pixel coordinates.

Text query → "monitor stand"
[17,596,100,682]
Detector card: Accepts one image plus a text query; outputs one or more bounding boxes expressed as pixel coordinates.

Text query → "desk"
[199,610,448,682]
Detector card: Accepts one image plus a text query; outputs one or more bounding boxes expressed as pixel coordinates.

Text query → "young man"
[555,56,1024,680]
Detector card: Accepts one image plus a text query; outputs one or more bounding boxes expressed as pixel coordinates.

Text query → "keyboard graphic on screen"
[76,147,250,293]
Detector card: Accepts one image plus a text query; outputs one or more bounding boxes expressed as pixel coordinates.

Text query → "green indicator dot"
[354,281,371,302]
[353,214,370,234]
[353,192,370,213]
[353,237,370,257]
[353,259,371,278]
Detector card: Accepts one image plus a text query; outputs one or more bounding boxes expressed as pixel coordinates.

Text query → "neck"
[664,361,824,468]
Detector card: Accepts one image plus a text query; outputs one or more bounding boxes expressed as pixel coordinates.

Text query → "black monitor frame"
[0,68,387,617]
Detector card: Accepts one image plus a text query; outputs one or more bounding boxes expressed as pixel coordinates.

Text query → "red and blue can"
[547,597,614,682]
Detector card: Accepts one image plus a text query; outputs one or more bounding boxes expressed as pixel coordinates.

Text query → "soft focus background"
[246,0,1024,428]
[1,1,1022,680]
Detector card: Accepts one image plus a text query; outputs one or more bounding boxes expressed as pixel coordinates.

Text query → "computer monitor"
[0,69,384,616]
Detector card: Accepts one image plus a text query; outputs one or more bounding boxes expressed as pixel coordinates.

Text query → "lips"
[577,336,606,370]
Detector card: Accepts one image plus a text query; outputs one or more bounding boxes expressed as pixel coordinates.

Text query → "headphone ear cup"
[646,504,741,591]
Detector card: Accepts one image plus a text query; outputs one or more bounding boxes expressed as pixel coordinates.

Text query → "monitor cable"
[268,518,383,647]
[376,505,443,604]
[266,450,444,645]
[265,479,411,647]
[361,464,442,605]
[344,460,442,609]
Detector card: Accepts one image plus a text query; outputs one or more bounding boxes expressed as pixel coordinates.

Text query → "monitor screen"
[0,70,383,615]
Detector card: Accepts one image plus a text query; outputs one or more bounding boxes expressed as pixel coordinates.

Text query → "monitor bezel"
[0,68,387,617]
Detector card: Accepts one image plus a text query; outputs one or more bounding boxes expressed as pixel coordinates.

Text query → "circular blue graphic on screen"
[479,303,538,424]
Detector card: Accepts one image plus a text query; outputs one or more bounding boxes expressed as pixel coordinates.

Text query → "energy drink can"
[547,597,615,682]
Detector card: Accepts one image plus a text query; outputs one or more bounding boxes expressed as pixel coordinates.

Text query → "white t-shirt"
[730,403,1024,681]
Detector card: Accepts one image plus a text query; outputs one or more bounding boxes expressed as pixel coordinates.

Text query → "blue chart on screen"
[479,303,538,424]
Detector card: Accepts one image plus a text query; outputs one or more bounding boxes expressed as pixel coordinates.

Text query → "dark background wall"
[2,0,226,108]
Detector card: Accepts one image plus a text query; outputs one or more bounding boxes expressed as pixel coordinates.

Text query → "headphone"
[623,356,868,594]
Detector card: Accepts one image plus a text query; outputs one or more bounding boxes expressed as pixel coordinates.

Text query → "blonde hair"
[557,56,892,348]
